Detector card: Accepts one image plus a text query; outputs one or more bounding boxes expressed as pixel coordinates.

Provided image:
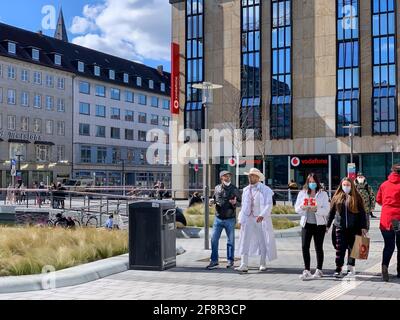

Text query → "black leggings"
[381,230,400,267]
[302,223,326,270]
[333,227,360,268]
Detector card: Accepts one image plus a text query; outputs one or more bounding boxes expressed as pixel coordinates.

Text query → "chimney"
[157,65,164,75]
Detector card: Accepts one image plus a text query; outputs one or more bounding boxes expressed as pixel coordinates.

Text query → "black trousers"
[301,223,326,270]
[381,230,400,267]
[333,226,360,268]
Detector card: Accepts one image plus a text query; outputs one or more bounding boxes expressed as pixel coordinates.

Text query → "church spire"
[54,8,69,42]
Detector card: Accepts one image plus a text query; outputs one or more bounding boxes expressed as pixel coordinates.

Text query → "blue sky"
[0,0,171,71]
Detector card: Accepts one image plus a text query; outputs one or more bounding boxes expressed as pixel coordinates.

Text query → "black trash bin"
[129,200,176,271]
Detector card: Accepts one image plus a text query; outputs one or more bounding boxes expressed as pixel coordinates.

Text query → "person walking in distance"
[206,171,241,270]
[376,164,400,282]
[295,173,330,280]
[355,172,377,225]
[288,179,298,206]
[235,168,277,273]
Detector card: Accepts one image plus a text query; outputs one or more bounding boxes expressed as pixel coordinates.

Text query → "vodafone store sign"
[291,156,328,168]
[291,157,300,167]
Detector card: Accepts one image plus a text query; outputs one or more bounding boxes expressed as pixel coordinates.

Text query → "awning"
[34,141,55,146]
[8,139,31,144]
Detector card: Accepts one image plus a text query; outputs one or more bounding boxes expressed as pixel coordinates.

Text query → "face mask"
[308,183,317,190]
[357,178,365,184]
[223,181,231,187]
[342,186,351,194]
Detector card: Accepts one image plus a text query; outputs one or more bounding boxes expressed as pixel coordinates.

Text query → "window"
[125,129,134,140]
[34,94,42,108]
[111,88,120,100]
[34,71,42,84]
[124,73,129,83]
[21,69,29,82]
[21,117,29,131]
[109,69,115,80]
[149,80,154,89]
[78,61,85,72]
[46,96,54,110]
[54,54,62,66]
[94,65,101,76]
[8,66,16,79]
[111,107,121,120]
[46,75,54,87]
[150,132,159,142]
[125,91,134,103]
[336,0,360,136]
[79,102,90,115]
[80,146,91,163]
[111,127,120,139]
[138,131,147,141]
[57,98,65,112]
[151,114,159,125]
[79,123,90,136]
[151,97,159,107]
[33,118,42,133]
[162,99,170,110]
[137,77,142,86]
[46,120,53,135]
[127,149,134,163]
[7,89,16,105]
[57,77,65,89]
[7,115,16,130]
[270,0,291,139]
[10,143,26,161]
[57,146,65,162]
[79,81,90,94]
[97,147,107,163]
[372,0,397,134]
[8,42,16,54]
[139,94,147,105]
[112,148,120,164]
[21,92,29,107]
[125,110,134,122]
[57,121,65,136]
[96,105,106,117]
[185,0,204,134]
[96,125,106,138]
[36,145,51,162]
[161,83,166,92]
[162,116,170,127]
[32,49,40,61]
[138,112,147,123]
[95,85,106,97]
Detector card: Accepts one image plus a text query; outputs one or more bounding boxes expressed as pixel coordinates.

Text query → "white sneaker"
[313,269,324,279]
[259,265,267,272]
[345,266,356,278]
[299,270,313,281]
[235,264,249,273]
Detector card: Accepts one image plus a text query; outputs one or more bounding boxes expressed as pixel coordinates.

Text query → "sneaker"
[345,266,356,278]
[299,270,313,281]
[313,269,324,279]
[259,265,267,272]
[234,265,249,273]
[333,267,344,278]
[206,261,219,270]
[226,261,234,269]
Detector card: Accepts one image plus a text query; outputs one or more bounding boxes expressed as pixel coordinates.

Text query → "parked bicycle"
[47,212,77,229]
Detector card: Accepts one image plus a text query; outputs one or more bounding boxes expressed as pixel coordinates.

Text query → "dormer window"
[123,73,129,83]
[78,61,85,72]
[161,83,166,92]
[149,80,154,89]
[109,69,115,80]
[8,42,16,54]
[54,54,62,66]
[32,48,40,61]
[94,65,101,76]
[137,77,142,86]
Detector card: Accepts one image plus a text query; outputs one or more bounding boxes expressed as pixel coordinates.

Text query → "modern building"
[170,0,400,193]
[0,13,171,188]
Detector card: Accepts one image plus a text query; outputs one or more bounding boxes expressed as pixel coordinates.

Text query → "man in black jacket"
[207,171,241,270]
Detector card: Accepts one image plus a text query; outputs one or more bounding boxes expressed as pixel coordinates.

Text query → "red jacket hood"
[388,172,400,184]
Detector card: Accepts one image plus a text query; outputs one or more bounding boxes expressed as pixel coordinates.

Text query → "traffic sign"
[11,159,16,166]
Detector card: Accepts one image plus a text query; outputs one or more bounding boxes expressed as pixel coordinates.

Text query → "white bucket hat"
[244,168,265,182]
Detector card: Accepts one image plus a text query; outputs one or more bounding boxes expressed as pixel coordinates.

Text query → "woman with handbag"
[327,177,368,278]
[376,164,400,282]
[295,173,330,280]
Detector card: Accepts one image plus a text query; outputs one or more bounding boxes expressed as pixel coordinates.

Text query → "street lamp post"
[15,154,22,184]
[121,159,126,196]
[343,124,361,164]
[192,82,223,250]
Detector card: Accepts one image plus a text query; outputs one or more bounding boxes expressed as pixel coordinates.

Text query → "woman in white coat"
[235,168,277,273]
[295,173,330,280]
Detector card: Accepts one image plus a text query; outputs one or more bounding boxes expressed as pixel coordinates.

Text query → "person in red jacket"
[376,164,400,282]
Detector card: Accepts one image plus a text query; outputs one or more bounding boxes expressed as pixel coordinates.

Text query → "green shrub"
[184,204,216,216]
[272,218,299,230]
[272,205,296,215]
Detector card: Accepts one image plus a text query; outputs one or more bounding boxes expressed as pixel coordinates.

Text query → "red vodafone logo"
[174,100,179,110]
[229,158,236,167]
[291,157,300,167]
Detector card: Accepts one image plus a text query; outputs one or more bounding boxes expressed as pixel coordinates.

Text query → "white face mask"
[357,178,365,184]
[223,181,231,187]
[342,186,351,194]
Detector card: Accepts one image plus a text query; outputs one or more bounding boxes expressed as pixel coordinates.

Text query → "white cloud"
[69,0,171,63]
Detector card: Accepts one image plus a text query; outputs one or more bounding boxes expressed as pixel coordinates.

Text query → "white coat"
[294,189,330,228]
[238,183,278,262]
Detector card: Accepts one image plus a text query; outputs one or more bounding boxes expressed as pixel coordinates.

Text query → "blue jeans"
[210,217,236,263]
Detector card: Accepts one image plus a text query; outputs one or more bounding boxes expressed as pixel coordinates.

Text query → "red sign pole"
[171,43,180,115]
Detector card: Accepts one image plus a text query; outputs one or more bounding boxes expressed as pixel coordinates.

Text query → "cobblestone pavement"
[1,216,399,300]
